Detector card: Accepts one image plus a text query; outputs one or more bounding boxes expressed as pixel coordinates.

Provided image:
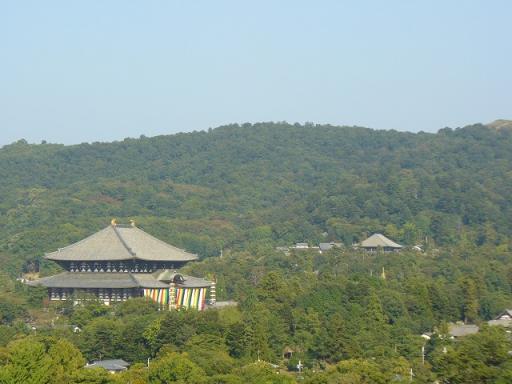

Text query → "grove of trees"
[0,122,512,382]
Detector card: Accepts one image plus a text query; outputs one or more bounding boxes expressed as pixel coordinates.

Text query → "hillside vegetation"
[1,122,511,269]
[1,122,512,383]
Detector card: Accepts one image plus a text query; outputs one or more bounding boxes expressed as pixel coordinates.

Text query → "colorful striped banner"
[143,288,169,305]
[144,287,208,310]
[175,287,207,310]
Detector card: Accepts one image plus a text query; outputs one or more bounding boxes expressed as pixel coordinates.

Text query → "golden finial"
[130,219,136,227]
[111,218,117,226]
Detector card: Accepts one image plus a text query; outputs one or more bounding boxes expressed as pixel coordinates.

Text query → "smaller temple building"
[488,309,512,328]
[29,220,215,310]
[359,233,402,252]
[85,359,130,374]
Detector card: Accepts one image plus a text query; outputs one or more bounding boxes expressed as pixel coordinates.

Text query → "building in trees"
[358,233,402,252]
[319,242,343,253]
[85,359,130,373]
[448,323,479,338]
[488,309,512,327]
[28,220,214,310]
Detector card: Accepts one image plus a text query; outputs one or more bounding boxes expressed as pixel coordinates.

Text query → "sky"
[0,1,511,145]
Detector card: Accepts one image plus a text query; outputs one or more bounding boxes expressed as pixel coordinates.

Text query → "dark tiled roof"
[131,273,169,288]
[488,319,512,327]
[207,300,238,309]
[152,269,182,282]
[449,324,479,337]
[29,270,212,289]
[495,309,512,320]
[177,275,213,288]
[45,224,198,262]
[86,359,129,371]
[319,243,333,251]
[29,272,139,289]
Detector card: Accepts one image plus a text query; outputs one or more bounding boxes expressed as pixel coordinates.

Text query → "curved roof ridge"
[127,272,139,285]
[130,227,198,261]
[44,224,198,262]
[45,227,105,257]
[45,226,132,260]
[113,226,137,257]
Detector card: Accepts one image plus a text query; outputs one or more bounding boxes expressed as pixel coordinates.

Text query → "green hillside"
[1,122,512,382]
[0,122,511,271]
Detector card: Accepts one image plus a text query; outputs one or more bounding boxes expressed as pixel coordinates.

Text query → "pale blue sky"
[1,1,510,145]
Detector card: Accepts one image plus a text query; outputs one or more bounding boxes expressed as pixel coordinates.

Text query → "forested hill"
[1,121,511,271]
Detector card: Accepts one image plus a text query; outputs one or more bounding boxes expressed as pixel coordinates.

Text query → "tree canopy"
[1,122,512,382]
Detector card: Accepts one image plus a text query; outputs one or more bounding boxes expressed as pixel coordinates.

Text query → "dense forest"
[1,121,512,383]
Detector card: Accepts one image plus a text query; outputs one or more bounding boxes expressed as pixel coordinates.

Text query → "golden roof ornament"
[111,218,117,226]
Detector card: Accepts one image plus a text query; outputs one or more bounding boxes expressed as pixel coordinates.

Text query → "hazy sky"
[1,1,510,145]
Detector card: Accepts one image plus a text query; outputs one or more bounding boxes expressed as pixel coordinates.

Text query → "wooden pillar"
[209,282,216,305]
[169,283,176,311]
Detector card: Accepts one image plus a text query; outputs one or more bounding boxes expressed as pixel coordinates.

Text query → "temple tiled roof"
[177,275,214,288]
[45,224,198,262]
[131,273,169,288]
[360,233,402,249]
[29,270,212,289]
[28,272,140,289]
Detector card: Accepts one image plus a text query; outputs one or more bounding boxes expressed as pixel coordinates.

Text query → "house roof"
[448,324,479,337]
[29,270,212,289]
[207,300,238,309]
[488,319,512,327]
[319,243,334,251]
[360,233,402,249]
[86,359,129,371]
[45,224,198,262]
[495,309,512,320]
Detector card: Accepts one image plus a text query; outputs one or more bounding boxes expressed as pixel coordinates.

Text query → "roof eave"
[134,255,198,262]
[45,255,136,262]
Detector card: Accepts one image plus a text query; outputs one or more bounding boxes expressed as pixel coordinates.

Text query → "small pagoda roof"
[177,275,214,288]
[45,223,198,262]
[29,270,212,289]
[131,273,169,288]
[360,233,402,249]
